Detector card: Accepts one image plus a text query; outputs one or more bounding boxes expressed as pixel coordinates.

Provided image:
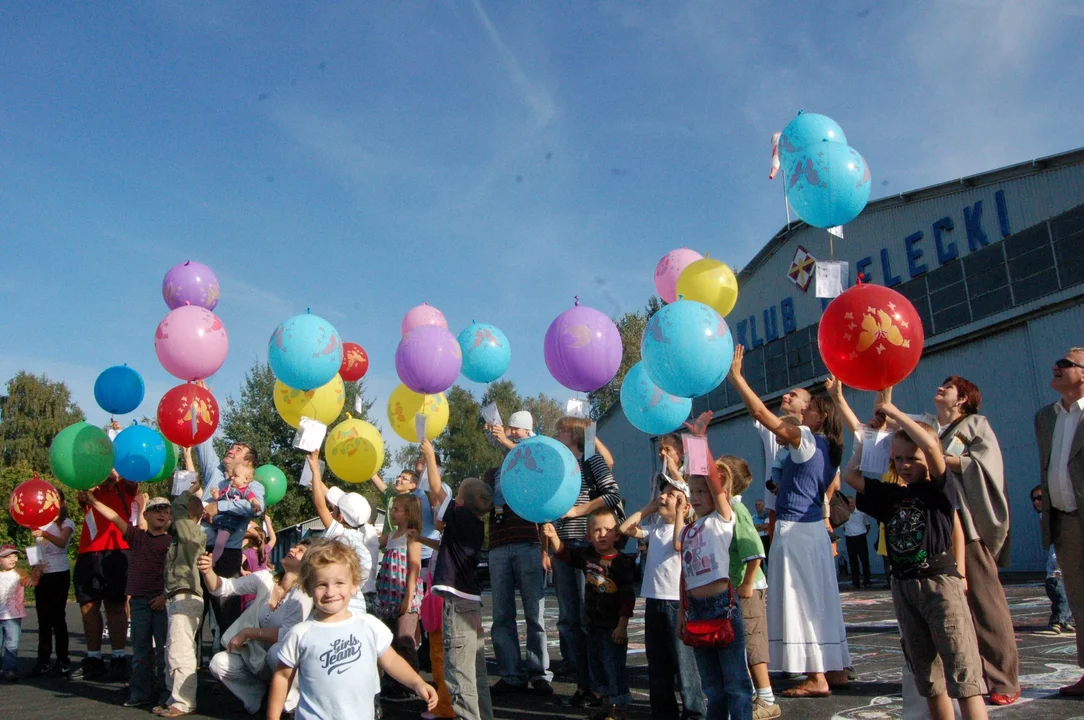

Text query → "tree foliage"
[213,362,386,530]
[588,296,664,420]
[0,372,84,470]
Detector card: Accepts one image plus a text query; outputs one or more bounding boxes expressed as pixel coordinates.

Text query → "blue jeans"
[552,547,591,690]
[130,597,168,703]
[489,542,551,684]
[586,624,632,706]
[686,591,753,720]
[645,599,706,718]
[1,618,21,674]
[1046,576,1073,626]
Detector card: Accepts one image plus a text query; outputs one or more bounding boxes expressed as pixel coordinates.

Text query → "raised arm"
[33,520,73,549]
[564,454,622,520]
[826,376,861,435]
[264,515,276,550]
[84,491,128,534]
[594,437,615,469]
[727,345,802,448]
[309,449,335,530]
[878,401,947,478]
[673,495,688,551]
[708,455,733,522]
[420,439,447,506]
[618,497,658,540]
[842,443,867,494]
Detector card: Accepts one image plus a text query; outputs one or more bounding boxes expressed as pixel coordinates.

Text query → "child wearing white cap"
[307,450,376,614]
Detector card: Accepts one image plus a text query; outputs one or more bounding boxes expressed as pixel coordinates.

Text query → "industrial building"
[597,147,1084,571]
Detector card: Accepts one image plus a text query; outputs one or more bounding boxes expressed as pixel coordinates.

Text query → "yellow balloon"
[325,415,385,483]
[675,257,739,318]
[273,375,345,428]
[387,384,449,442]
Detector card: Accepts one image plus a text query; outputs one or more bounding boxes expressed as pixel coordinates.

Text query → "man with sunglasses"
[1031,485,1074,635]
[1035,348,1084,697]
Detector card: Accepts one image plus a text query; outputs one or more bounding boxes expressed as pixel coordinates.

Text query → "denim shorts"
[686,589,738,622]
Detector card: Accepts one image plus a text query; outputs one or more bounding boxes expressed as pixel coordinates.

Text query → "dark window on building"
[1052,210,1084,290]
[1005,224,1059,304]
[895,275,933,337]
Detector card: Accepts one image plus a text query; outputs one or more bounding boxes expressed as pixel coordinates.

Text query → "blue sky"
[2,1,1083,456]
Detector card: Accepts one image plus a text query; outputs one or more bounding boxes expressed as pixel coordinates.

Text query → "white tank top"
[680,511,736,591]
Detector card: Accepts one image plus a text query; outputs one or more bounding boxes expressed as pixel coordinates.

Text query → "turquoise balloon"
[457,322,511,384]
[620,362,692,435]
[641,300,733,399]
[268,313,343,391]
[500,436,581,524]
[112,425,167,482]
[786,142,871,228]
[779,111,847,168]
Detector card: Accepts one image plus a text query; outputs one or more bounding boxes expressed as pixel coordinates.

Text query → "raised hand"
[728,344,746,380]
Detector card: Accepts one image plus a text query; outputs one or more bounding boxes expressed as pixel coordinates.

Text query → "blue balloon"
[641,300,734,398]
[501,435,582,524]
[93,365,145,415]
[268,313,344,391]
[779,111,847,168]
[112,425,167,482]
[786,142,872,228]
[620,362,692,435]
[457,322,511,383]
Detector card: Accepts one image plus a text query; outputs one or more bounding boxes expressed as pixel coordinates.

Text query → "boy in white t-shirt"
[307,450,378,614]
[619,474,706,719]
[268,539,436,720]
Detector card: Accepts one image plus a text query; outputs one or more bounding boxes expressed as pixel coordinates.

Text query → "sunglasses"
[1055,358,1084,370]
[1031,495,1043,502]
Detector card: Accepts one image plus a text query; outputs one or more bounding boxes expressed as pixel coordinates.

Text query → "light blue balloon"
[457,322,511,384]
[620,362,692,435]
[779,111,847,168]
[501,435,581,524]
[786,142,872,228]
[641,300,733,398]
[268,313,343,391]
[112,425,167,483]
[93,365,145,415]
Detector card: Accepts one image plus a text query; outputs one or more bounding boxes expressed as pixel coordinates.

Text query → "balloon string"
[782,163,792,227]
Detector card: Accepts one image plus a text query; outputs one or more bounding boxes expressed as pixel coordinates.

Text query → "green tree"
[587,296,663,419]
[434,385,504,484]
[213,362,386,530]
[0,372,84,470]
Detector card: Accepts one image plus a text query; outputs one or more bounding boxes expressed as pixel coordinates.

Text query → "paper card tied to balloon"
[480,402,502,428]
[565,398,587,419]
[172,470,198,497]
[414,414,428,445]
[682,435,710,477]
[25,545,43,567]
[292,416,328,453]
[499,436,582,525]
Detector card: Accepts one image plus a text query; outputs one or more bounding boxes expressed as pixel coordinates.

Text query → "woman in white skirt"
[728,345,851,697]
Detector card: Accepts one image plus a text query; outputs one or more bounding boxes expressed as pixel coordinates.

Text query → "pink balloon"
[654,248,704,303]
[154,306,229,381]
[401,303,448,338]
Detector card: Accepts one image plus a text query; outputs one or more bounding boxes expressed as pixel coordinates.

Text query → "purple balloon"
[544,301,622,392]
[395,326,463,395]
[163,260,221,311]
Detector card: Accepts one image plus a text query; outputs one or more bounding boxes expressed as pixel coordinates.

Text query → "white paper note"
[414,413,428,443]
[354,391,364,415]
[293,416,328,452]
[480,402,502,428]
[566,398,587,419]
[859,426,893,477]
[84,511,98,540]
[816,260,849,298]
[26,545,42,567]
[584,422,597,460]
[172,470,197,497]
[682,434,710,476]
[945,435,966,457]
[299,459,325,488]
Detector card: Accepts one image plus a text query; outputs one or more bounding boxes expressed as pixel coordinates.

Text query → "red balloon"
[339,342,370,382]
[157,382,220,447]
[9,475,62,529]
[818,284,924,391]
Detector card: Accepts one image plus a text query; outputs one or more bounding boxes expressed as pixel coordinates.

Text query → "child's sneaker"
[27,661,52,678]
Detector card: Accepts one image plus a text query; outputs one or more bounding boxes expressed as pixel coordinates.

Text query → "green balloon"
[147,438,178,484]
[49,422,115,491]
[254,464,288,506]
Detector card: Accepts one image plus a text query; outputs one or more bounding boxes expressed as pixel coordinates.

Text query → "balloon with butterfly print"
[817,283,924,391]
[500,435,582,524]
[544,299,622,393]
[620,362,692,435]
[641,299,733,398]
[155,306,229,381]
[785,141,871,228]
[268,312,343,391]
[157,382,220,447]
[457,322,511,384]
[778,111,847,170]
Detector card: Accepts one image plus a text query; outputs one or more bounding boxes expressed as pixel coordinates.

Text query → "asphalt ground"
[1,579,1082,720]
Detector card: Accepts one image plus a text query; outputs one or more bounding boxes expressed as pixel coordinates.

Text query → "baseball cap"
[146,497,171,511]
[326,486,346,507]
[0,544,18,558]
[337,493,372,528]
[657,472,690,499]
[509,411,536,436]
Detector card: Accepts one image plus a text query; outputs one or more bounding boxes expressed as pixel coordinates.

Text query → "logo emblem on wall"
[788,245,817,292]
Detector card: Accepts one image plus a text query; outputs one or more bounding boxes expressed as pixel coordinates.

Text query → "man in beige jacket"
[1035,346,1084,697]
